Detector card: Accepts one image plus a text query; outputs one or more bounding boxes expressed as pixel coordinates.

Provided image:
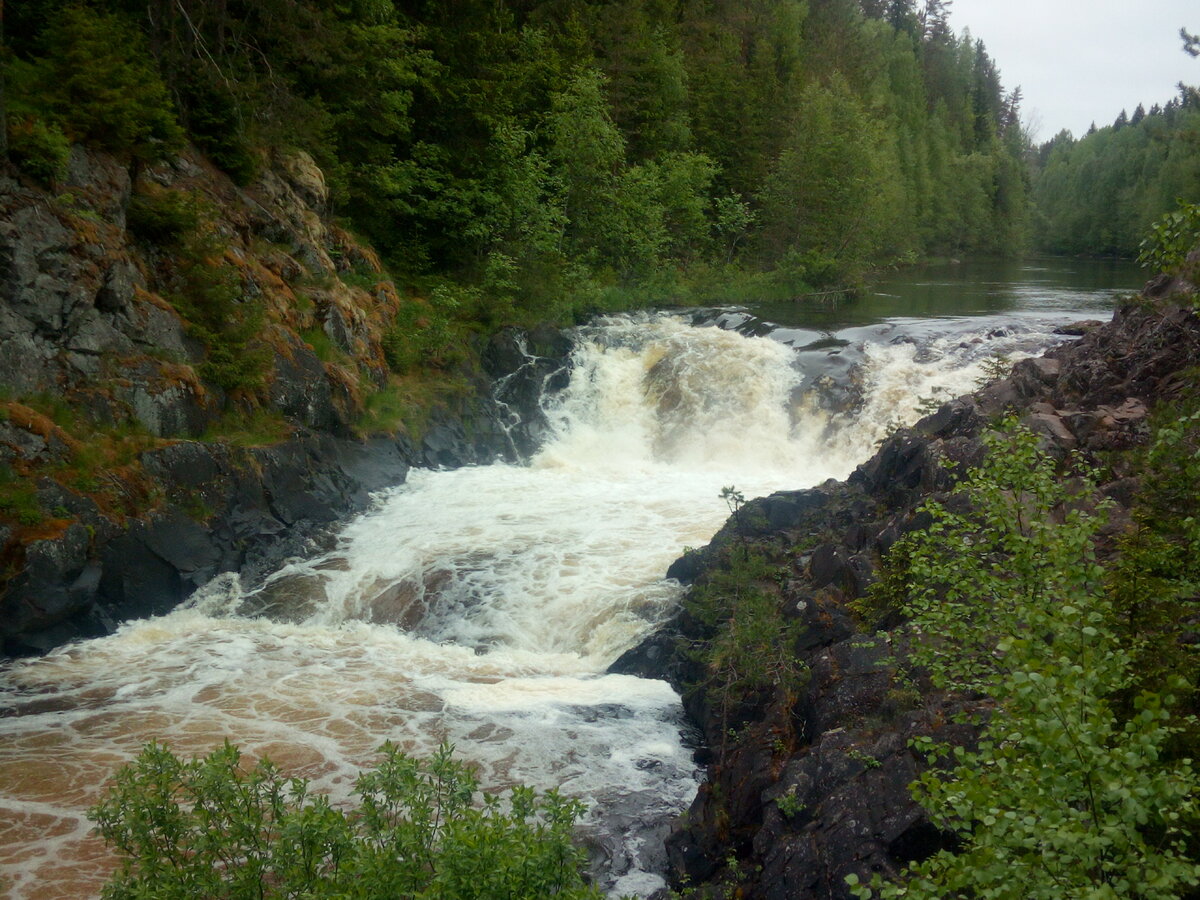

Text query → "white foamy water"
[0,311,1070,898]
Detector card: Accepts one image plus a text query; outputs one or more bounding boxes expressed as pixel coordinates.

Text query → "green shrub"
[0,465,44,526]
[7,115,71,185]
[1138,200,1200,283]
[299,324,358,368]
[851,424,1200,900]
[685,488,808,746]
[176,67,259,184]
[201,408,292,447]
[1109,405,1200,705]
[90,741,603,900]
[126,189,200,246]
[171,236,270,394]
[383,288,470,374]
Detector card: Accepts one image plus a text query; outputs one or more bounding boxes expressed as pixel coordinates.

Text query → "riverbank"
[614,281,1200,897]
[0,146,580,655]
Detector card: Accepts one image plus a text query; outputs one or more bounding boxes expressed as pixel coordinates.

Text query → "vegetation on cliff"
[641,295,1200,898]
[851,422,1200,899]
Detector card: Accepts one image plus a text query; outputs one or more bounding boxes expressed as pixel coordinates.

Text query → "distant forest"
[3,0,1197,311]
[1033,88,1200,258]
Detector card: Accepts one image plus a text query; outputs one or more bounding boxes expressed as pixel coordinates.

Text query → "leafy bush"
[1109,405,1200,705]
[176,66,259,184]
[91,741,603,900]
[851,424,1200,900]
[383,288,471,374]
[170,236,270,394]
[0,463,44,526]
[1138,200,1200,283]
[7,115,71,185]
[126,189,201,246]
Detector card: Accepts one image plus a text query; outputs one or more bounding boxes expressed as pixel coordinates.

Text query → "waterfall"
[0,309,1075,899]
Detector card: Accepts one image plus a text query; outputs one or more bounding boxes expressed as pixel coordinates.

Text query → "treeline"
[5,0,1030,312]
[1033,87,1200,257]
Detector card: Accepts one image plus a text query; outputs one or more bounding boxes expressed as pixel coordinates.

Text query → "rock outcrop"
[0,147,572,655]
[614,297,1200,898]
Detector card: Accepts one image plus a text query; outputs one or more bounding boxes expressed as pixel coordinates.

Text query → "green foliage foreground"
[1138,200,1200,287]
[851,424,1200,899]
[90,742,602,900]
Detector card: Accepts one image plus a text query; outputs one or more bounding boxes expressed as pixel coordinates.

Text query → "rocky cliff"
[614,289,1200,898]
[0,148,567,655]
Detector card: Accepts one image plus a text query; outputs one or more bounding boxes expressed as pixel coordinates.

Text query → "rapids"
[0,308,1105,898]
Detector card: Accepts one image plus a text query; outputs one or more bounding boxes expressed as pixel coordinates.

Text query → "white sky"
[948,0,1199,142]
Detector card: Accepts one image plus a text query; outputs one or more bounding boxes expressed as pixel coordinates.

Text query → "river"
[0,258,1143,898]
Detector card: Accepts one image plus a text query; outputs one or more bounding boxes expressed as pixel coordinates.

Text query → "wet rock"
[110,361,216,438]
[97,526,187,623]
[756,489,831,531]
[95,260,141,313]
[1,524,97,645]
[791,591,854,652]
[1010,356,1061,397]
[849,434,941,507]
[844,553,875,599]
[484,327,573,459]
[914,397,981,439]
[809,543,847,589]
[608,629,681,679]
[65,145,133,226]
[975,376,1020,415]
[251,161,335,275]
[141,511,223,588]
[277,149,329,211]
[3,427,424,652]
[1022,410,1077,452]
[1053,319,1103,336]
[256,440,348,526]
[1098,397,1148,425]
[421,420,474,468]
[269,338,344,434]
[665,549,705,584]
[0,422,54,464]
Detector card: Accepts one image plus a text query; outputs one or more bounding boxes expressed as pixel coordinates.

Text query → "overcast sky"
[947,0,1198,143]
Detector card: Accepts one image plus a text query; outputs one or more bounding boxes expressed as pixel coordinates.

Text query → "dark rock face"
[0,140,575,656]
[1,434,397,654]
[618,298,1200,899]
[0,347,569,654]
[483,326,573,458]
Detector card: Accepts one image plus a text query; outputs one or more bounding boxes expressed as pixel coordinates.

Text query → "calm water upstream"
[0,258,1144,898]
